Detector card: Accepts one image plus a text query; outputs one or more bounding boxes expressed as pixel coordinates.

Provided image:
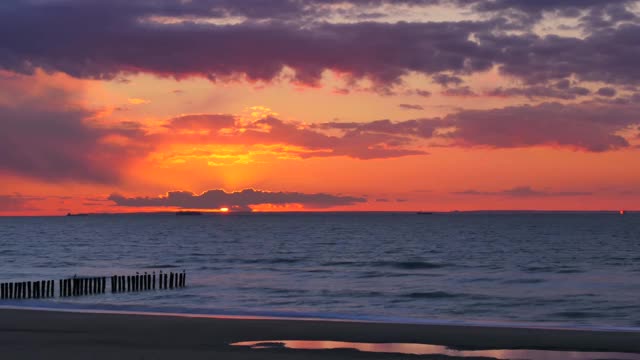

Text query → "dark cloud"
[486,85,590,99]
[0,2,494,86]
[597,87,617,97]
[319,101,640,153]
[398,104,424,110]
[0,0,637,89]
[454,186,592,197]
[414,89,432,97]
[0,74,146,183]
[432,73,464,87]
[485,24,640,86]
[444,102,638,152]
[108,188,367,210]
[0,194,40,211]
[442,86,477,97]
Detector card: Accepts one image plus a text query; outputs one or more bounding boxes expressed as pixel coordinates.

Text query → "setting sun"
[219,207,229,213]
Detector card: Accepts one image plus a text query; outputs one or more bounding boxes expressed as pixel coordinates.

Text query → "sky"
[1,0,640,215]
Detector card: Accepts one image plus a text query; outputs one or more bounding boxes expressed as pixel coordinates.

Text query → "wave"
[240,258,307,265]
[502,278,546,284]
[403,291,461,299]
[552,311,606,319]
[375,261,449,270]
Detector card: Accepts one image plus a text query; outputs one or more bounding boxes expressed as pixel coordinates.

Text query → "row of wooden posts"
[0,280,55,300]
[0,271,186,300]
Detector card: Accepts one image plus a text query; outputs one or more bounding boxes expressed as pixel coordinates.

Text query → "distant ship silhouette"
[416,211,433,215]
[66,213,89,217]
[176,211,203,216]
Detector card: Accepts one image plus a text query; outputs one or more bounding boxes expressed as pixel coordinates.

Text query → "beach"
[1,308,640,359]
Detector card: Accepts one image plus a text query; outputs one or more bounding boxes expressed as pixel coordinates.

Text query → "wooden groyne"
[0,270,186,300]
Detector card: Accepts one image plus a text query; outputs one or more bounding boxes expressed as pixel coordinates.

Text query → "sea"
[1,212,639,330]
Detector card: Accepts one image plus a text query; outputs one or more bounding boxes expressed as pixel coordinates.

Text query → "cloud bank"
[108,189,367,211]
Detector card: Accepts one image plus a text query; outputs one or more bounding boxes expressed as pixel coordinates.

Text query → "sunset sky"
[2,0,640,214]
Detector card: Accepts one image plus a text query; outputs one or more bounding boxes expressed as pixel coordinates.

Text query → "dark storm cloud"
[108,188,367,210]
[453,186,592,197]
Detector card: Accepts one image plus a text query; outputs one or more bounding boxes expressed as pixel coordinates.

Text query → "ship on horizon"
[176,211,203,216]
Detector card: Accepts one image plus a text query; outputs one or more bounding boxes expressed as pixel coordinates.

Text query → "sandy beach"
[1,309,639,359]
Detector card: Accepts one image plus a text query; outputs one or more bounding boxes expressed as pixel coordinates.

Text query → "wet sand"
[1,308,639,359]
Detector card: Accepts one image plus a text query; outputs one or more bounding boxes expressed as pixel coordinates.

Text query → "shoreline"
[1,308,640,359]
[2,303,640,334]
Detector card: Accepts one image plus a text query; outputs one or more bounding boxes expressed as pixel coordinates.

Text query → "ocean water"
[1,213,639,329]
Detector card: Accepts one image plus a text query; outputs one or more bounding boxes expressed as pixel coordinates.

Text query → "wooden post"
[159,271,163,289]
[152,272,156,290]
[163,273,168,289]
[143,272,147,290]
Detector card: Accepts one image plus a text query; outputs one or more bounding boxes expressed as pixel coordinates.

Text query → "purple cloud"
[398,104,424,110]
[0,75,146,183]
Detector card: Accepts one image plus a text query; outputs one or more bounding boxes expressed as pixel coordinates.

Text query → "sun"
[219,207,230,213]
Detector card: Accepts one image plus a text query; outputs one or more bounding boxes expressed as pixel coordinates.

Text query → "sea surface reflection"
[232,340,640,360]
